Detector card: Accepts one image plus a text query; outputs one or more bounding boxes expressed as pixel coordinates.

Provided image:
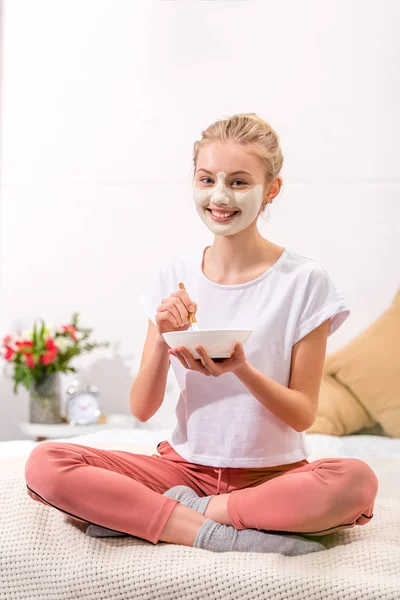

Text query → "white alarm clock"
[65,380,101,426]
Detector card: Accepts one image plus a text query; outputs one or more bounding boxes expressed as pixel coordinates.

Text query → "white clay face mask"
[193,171,264,236]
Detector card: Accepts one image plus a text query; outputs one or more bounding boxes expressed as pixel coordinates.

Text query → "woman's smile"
[206,208,241,222]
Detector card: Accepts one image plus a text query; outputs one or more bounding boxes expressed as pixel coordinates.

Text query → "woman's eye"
[200,178,246,186]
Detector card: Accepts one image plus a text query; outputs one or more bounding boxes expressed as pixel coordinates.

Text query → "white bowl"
[161,329,252,360]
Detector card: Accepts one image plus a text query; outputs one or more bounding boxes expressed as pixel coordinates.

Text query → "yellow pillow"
[307,288,400,437]
[307,373,375,436]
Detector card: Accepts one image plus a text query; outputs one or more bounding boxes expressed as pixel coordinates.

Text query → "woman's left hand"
[168,343,247,377]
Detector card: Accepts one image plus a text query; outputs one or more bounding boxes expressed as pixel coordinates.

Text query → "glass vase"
[29,372,63,424]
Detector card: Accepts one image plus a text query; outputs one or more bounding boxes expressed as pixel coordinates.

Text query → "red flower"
[39,338,58,365]
[16,340,34,353]
[25,353,36,368]
[61,325,78,342]
[4,346,15,360]
[3,336,16,361]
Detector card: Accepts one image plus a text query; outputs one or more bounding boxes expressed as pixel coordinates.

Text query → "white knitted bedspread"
[1,446,399,600]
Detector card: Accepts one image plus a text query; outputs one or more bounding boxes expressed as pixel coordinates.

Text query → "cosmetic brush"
[178,282,200,331]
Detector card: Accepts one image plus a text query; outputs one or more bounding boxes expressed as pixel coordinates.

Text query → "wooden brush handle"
[179,282,197,324]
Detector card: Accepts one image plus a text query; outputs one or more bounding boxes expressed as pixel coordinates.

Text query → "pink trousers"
[24,439,379,545]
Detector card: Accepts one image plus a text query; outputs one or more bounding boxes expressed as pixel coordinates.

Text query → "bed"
[1,428,399,600]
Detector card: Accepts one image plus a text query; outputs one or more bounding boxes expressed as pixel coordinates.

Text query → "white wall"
[0,0,399,441]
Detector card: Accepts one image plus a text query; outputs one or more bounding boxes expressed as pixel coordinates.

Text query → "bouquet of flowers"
[1,312,110,394]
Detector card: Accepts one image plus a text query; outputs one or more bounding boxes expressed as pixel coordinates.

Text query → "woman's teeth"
[207,209,240,221]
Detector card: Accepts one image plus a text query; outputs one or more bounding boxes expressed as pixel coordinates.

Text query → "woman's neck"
[202,237,285,286]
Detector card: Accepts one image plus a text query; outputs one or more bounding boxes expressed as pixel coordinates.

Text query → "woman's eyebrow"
[197,168,252,176]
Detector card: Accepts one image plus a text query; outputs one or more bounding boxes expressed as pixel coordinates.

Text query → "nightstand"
[19,413,138,442]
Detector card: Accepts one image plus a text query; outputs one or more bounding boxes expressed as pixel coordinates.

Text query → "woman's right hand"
[156,290,197,335]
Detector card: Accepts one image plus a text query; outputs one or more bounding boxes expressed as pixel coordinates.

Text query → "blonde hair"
[192,113,284,214]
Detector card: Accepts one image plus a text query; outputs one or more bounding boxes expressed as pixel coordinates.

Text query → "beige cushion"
[307,373,375,436]
[307,288,400,437]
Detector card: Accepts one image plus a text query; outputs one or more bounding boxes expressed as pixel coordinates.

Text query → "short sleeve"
[139,262,170,325]
[293,265,350,345]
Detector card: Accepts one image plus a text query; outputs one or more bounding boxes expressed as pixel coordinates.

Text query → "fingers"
[168,343,245,376]
[170,346,210,376]
[160,298,186,327]
[161,290,197,327]
[157,304,181,328]
[169,290,197,314]
[195,346,216,374]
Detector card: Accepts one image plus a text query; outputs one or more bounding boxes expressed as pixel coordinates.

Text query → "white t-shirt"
[139,245,350,468]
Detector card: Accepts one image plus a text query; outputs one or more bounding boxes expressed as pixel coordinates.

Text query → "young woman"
[24,113,378,556]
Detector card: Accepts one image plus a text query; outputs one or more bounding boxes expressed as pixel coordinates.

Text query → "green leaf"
[39,319,45,342]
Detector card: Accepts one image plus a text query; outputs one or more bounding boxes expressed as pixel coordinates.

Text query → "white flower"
[43,324,58,339]
[55,338,67,351]
[56,337,75,351]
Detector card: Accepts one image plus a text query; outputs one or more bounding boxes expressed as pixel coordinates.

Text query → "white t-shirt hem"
[166,438,310,468]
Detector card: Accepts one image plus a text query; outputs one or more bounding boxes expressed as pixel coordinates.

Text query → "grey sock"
[163,485,213,515]
[86,524,128,537]
[163,486,325,555]
[193,518,325,556]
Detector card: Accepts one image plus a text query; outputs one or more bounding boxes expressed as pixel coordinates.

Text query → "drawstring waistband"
[213,467,224,495]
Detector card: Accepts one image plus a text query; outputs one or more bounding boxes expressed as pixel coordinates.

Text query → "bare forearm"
[233,361,313,432]
[130,339,170,422]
